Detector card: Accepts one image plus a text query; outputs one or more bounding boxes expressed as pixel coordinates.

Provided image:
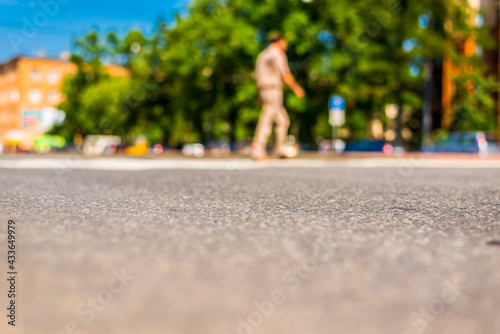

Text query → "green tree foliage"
[53,0,496,147]
[449,13,498,132]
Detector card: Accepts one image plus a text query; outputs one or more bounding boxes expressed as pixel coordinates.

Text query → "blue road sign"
[329,95,346,126]
[329,95,346,113]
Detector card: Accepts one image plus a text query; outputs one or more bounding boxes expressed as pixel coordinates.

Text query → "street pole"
[422,16,435,146]
[331,126,340,153]
[422,60,434,145]
[332,126,335,152]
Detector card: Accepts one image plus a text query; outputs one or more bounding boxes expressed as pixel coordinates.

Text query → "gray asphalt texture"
[1,165,500,334]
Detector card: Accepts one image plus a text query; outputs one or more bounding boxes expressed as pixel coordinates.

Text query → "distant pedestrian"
[252,32,305,160]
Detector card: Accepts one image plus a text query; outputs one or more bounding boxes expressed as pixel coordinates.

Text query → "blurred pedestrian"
[252,32,305,160]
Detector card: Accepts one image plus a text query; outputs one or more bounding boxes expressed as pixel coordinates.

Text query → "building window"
[7,72,16,83]
[47,70,60,84]
[31,69,42,81]
[29,89,42,104]
[11,89,19,103]
[48,90,59,105]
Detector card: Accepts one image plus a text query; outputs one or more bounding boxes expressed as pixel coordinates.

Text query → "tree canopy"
[53,0,497,148]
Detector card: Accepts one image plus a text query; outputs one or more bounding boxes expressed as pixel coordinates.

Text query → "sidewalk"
[1,155,500,171]
[1,151,500,161]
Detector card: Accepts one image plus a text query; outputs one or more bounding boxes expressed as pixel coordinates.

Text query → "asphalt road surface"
[1,157,499,334]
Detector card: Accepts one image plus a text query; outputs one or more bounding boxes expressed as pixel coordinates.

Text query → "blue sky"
[0,0,191,63]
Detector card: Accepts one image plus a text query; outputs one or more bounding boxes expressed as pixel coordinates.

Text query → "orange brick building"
[0,56,76,149]
[0,56,128,151]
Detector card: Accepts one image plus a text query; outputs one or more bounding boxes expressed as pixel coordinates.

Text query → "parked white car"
[83,135,121,156]
[182,143,205,158]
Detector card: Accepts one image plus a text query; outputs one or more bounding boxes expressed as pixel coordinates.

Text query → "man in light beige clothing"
[253,33,305,160]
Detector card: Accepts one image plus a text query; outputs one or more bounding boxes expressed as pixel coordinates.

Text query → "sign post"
[329,95,346,152]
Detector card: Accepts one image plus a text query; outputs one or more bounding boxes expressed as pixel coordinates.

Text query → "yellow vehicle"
[125,136,149,156]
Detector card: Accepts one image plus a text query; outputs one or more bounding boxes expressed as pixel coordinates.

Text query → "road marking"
[0,158,500,170]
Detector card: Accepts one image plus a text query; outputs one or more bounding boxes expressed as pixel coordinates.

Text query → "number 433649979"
[7,220,16,270]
